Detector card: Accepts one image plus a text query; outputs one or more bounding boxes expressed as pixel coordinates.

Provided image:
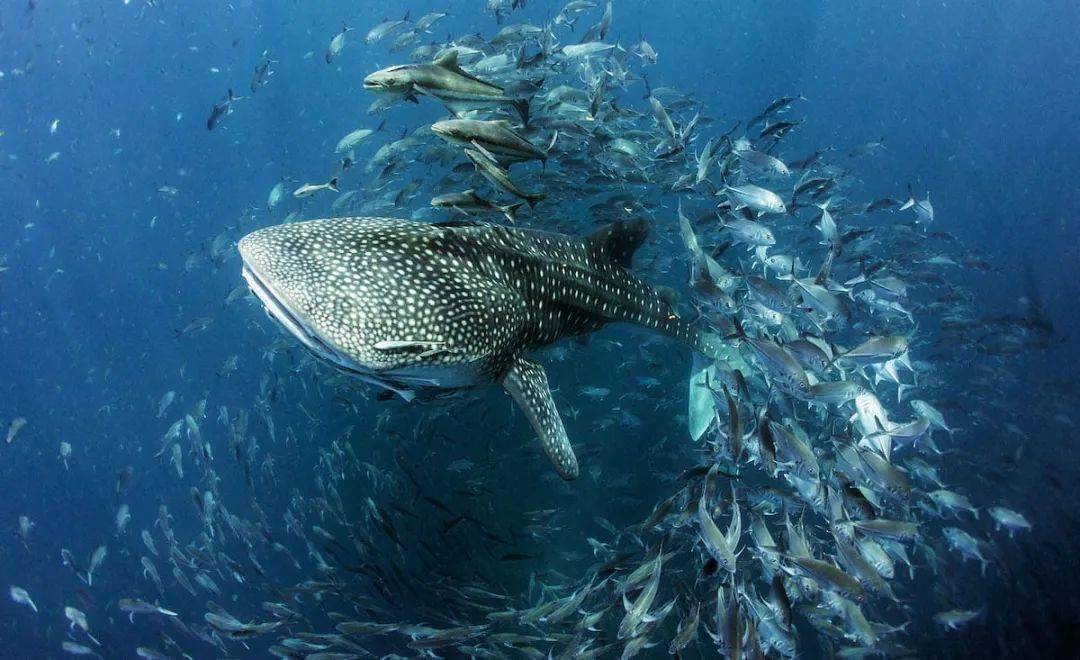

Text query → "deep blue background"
[1,0,1078,656]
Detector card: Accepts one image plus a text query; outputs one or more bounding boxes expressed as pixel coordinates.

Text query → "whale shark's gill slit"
[244,262,407,400]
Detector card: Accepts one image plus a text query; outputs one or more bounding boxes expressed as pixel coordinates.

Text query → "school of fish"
[6,1,1064,658]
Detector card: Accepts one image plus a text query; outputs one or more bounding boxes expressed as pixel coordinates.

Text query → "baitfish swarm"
[11,1,1047,659]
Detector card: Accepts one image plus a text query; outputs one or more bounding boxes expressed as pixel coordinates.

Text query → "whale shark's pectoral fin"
[500,355,579,480]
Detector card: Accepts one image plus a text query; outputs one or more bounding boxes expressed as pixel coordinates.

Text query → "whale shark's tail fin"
[694,330,731,363]
[501,355,579,480]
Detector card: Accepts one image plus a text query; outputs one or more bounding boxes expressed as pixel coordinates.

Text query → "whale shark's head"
[238,219,380,375]
[238,217,496,394]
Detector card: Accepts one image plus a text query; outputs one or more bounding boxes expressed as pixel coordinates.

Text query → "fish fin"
[726,488,742,546]
[500,202,524,223]
[441,99,477,117]
[545,129,559,155]
[468,139,499,163]
[500,355,579,480]
[644,598,677,623]
[525,192,546,208]
[513,98,530,126]
[327,177,339,192]
[587,218,651,269]
[434,49,462,71]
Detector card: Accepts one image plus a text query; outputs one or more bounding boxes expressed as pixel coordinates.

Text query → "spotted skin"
[502,356,577,479]
[238,216,724,479]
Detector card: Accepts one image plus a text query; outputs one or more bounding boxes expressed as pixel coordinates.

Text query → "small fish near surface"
[267,181,286,209]
[325,25,353,64]
[9,586,37,613]
[118,598,178,619]
[206,89,241,131]
[366,12,411,44]
[175,316,214,336]
[293,178,339,198]
[430,189,523,223]
[249,51,275,93]
[464,146,545,207]
[724,183,787,215]
[6,417,27,444]
[900,186,934,223]
[335,127,378,154]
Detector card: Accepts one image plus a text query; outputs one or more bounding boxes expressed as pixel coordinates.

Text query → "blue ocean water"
[1,0,1078,657]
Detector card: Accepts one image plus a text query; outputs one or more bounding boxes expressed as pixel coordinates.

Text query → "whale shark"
[238,216,727,480]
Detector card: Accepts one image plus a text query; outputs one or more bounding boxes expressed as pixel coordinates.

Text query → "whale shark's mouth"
[241,263,361,373]
[240,260,423,401]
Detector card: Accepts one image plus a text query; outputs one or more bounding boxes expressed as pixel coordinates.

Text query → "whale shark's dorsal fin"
[500,355,579,480]
[587,218,651,269]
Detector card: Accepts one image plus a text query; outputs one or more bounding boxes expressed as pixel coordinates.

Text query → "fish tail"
[724,316,747,341]
[544,129,559,158]
[513,99,531,126]
[501,202,523,224]
[694,330,732,363]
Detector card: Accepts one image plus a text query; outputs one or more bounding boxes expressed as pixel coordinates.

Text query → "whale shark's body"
[238,216,725,479]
